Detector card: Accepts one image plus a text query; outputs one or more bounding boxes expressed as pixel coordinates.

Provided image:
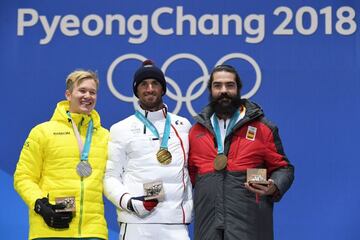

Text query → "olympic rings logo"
[107,53,261,116]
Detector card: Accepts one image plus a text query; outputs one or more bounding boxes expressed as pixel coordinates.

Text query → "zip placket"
[77,117,85,236]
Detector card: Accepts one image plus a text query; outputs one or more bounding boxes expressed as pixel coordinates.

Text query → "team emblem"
[246,126,257,141]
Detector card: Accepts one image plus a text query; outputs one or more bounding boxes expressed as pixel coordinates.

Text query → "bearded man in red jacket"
[188,64,294,240]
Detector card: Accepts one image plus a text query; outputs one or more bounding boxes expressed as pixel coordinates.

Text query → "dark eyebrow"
[212,81,222,84]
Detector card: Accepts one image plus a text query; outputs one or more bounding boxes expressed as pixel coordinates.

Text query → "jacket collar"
[137,105,168,122]
[50,100,101,128]
[194,99,264,131]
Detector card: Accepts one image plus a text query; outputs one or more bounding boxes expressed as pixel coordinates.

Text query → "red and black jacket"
[188,99,294,240]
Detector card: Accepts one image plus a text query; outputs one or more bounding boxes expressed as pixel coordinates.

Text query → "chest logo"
[175,120,184,125]
[130,124,141,134]
[53,131,70,135]
[246,126,257,141]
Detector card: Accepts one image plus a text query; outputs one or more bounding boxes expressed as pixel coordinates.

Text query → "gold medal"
[214,154,227,171]
[156,148,172,165]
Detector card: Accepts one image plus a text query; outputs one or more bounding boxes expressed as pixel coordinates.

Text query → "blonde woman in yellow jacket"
[14,70,108,240]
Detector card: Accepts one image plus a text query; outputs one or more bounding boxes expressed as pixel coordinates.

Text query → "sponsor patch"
[196,132,205,138]
[246,126,257,141]
[53,131,70,135]
[130,127,141,134]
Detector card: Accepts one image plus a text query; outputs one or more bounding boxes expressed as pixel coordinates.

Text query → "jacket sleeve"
[181,118,194,222]
[264,125,295,202]
[14,126,47,209]
[103,124,130,210]
[188,125,198,186]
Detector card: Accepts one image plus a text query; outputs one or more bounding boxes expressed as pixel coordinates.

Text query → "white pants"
[119,223,190,240]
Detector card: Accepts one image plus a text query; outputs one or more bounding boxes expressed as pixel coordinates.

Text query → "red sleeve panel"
[227,120,290,172]
[264,124,290,173]
[188,123,218,184]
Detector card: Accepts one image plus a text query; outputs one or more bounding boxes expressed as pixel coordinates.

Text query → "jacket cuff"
[119,193,131,210]
[271,187,281,202]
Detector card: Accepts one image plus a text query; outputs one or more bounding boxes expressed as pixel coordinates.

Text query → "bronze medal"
[214,154,227,171]
[76,161,92,177]
[156,148,172,165]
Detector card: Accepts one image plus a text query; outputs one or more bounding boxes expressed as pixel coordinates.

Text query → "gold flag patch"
[246,126,257,141]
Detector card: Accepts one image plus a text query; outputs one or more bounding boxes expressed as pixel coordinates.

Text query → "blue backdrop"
[1,1,359,239]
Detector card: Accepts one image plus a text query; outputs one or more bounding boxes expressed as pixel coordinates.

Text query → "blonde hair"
[66,70,99,92]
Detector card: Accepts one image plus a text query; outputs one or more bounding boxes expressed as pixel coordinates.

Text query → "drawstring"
[143,111,148,134]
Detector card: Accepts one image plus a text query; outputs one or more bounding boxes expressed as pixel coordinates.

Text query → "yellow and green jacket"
[14,100,108,240]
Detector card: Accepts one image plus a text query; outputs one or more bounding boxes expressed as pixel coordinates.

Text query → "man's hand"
[245,179,278,196]
[34,197,73,229]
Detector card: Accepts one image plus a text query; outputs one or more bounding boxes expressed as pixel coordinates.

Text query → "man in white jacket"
[104,60,193,240]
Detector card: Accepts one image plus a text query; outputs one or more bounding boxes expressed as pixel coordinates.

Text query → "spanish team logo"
[246,126,257,141]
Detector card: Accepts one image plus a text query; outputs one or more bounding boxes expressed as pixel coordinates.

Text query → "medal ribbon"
[135,110,171,150]
[67,112,94,161]
[212,110,240,154]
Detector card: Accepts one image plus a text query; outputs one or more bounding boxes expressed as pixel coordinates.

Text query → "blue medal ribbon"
[135,110,171,150]
[81,119,93,161]
[67,112,94,162]
[211,110,240,154]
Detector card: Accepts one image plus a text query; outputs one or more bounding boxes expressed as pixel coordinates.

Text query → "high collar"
[194,99,264,130]
[137,105,168,122]
[50,100,101,128]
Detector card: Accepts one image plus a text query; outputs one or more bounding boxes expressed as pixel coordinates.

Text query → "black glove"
[34,197,73,229]
[127,196,158,217]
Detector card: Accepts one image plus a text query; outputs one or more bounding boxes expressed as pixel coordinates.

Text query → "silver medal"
[76,161,92,177]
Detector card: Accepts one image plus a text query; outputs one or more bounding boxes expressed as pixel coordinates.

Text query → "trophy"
[143,181,165,201]
[55,196,76,213]
[246,168,269,185]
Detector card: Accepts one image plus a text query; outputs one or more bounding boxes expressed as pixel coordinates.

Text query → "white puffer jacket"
[104,107,193,223]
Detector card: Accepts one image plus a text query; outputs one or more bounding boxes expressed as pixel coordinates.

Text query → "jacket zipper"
[78,178,84,236]
[77,118,84,236]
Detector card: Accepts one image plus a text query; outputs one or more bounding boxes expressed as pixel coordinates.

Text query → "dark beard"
[210,93,242,118]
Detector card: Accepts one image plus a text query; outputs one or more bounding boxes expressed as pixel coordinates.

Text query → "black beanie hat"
[133,59,166,97]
